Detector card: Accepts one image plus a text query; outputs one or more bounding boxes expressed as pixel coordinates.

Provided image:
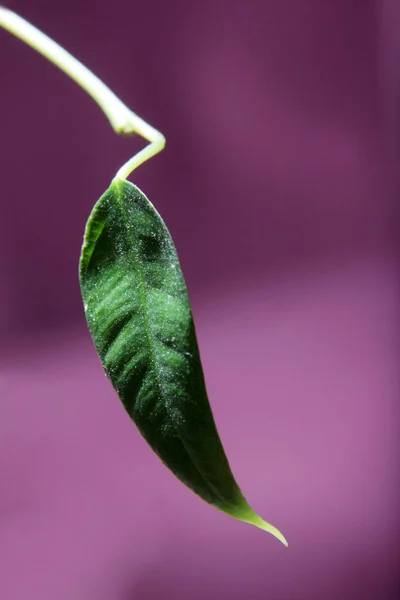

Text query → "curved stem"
[0,7,165,179]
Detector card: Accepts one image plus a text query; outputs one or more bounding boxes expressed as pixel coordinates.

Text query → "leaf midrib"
[115,181,232,507]
[114,182,165,406]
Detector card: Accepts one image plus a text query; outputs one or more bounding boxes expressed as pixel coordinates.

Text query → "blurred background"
[0,1,399,598]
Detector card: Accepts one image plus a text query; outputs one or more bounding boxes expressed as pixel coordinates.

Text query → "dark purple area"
[0,1,399,598]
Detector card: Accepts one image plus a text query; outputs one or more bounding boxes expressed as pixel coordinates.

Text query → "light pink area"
[1,251,398,599]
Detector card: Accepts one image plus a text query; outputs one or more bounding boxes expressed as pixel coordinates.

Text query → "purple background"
[1,1,399,598]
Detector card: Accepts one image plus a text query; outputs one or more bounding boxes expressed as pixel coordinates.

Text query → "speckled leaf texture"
[79,178,287,546]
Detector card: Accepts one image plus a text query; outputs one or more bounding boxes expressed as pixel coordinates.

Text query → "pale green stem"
[0,7,165,179]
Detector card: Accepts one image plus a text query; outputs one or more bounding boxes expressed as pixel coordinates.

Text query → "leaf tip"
[256,518,288,547]
[241,507,288,546]
[227,501,288,546]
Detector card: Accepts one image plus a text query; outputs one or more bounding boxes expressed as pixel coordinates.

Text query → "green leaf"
[79,178,287,546]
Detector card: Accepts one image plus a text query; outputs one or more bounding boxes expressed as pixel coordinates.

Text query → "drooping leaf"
[79,178,287,546]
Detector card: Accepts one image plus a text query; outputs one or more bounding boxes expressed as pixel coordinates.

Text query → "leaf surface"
[79,178,287,546]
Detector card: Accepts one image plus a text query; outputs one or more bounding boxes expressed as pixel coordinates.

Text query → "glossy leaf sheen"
[79,179,287,546]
